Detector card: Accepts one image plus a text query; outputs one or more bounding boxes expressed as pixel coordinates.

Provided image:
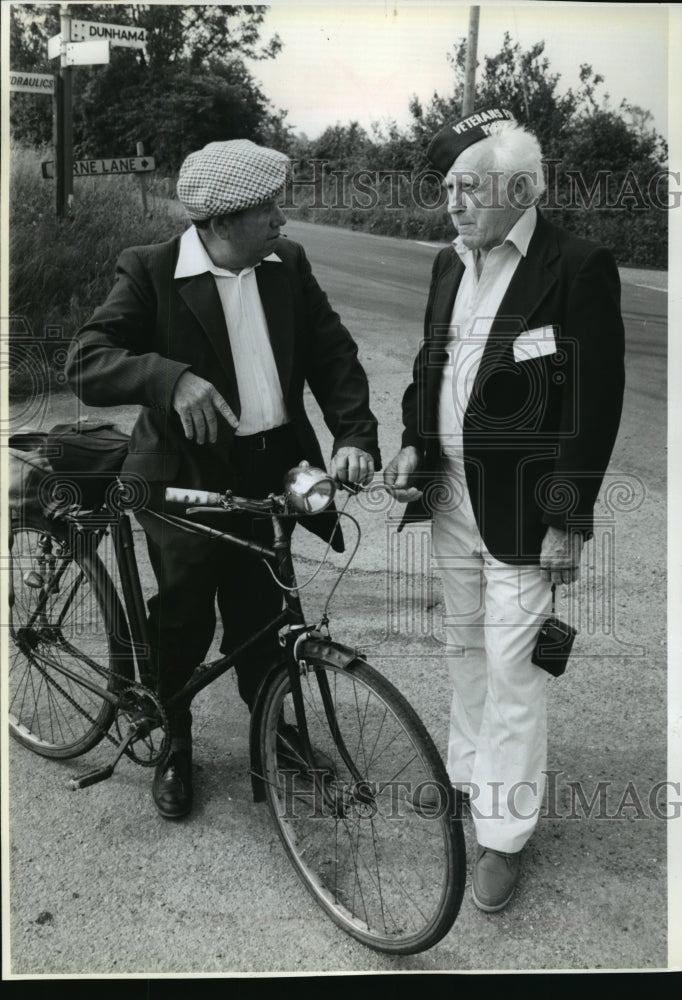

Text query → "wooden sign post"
[46,6,147,217]
[57,5,74,217]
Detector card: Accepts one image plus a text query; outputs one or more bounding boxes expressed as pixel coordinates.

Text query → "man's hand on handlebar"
[172,371,239,444]
[330,447,375,486]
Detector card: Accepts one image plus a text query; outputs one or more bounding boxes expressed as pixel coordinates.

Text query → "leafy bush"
[9,145,182,396]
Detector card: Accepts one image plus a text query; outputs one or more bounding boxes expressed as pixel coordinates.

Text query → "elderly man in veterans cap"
[384,109,625,910]
[66,139,380,819]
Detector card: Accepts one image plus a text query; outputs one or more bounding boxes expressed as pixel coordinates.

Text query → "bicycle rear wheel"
[258,654,465,955]
[8,514,133,758]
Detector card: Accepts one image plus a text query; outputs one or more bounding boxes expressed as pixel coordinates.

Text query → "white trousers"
[432,459,552,853]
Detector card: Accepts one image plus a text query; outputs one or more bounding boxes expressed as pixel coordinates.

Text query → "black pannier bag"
[47,421,131,510]
[9,421,130,516]
[8,430,51,522]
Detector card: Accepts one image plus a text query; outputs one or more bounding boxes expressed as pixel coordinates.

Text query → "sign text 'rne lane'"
[41,156,156,179]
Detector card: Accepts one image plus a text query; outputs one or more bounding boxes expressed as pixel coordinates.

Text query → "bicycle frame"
[143,506,367,797]
[41,499,365,792]
[11,488,467,954]
[152,505,304,715]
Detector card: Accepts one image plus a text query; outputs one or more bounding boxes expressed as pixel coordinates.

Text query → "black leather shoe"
[152,746,193,819]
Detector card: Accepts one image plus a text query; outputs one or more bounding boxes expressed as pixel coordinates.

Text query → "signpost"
[45,6,148,216]
[41,156,156,179]
[56,6,74,217]
[9,72,55,95]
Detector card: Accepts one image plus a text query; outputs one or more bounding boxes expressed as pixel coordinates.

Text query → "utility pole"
[462,6,480,116]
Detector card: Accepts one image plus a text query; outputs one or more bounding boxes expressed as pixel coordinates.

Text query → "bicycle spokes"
[258,657,464,954]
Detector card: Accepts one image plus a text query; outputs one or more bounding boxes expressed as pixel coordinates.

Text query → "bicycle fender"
[248,640,365,802]
[296,637,365,671]
[249,665,276,803]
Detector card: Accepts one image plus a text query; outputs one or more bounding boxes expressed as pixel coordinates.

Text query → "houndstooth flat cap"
[177,139,290,220]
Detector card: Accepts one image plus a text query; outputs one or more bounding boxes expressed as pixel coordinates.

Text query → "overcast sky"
[249,1,671,141]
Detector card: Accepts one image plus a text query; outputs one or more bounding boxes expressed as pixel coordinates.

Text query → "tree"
[9,4,288,169]
[73,54,289,168]
[10,4,281,69]
[309,122,372,171]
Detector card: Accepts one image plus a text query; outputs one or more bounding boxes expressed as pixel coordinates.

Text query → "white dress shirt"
[174,226,288,436]
[439,206,537,461]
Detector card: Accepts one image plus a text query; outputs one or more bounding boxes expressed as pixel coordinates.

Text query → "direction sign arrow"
[71,20,147,49]
[65,40,111,66]
[9,71,55,95]
[42,156,157,179]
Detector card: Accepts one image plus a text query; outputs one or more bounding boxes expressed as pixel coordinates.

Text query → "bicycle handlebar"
[165,488,225,507]
[166,460,342,516]
[165,469,372,516]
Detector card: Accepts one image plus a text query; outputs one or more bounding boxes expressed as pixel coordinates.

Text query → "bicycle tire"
[8,513,134,758]
[258,654,466,955]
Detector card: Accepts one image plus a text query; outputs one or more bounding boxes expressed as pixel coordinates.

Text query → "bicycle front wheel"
[258,655,465,955]
[8,514,133,758]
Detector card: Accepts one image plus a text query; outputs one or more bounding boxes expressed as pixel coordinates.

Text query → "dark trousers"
[136,426,302,735]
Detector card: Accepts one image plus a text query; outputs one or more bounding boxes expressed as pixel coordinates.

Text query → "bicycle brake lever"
[336,481,395,496]
[336,480,363,495]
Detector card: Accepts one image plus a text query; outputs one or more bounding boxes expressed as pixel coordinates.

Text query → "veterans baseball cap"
[427,107,516,174]
[177,139,290,221]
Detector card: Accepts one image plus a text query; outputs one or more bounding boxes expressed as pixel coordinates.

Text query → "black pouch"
[47,420,130,510]
[531,585,577,677]
[8,430,52,523]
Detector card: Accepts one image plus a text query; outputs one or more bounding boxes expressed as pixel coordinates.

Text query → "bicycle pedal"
[67,764,115,790]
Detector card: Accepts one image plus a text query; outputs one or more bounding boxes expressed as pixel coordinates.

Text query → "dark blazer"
[65,234,381,548]
[400,212,625,564]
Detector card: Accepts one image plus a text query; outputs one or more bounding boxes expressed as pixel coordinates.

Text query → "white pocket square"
[513,325,557,363]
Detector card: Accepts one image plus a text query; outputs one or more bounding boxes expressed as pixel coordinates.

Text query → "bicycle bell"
[284,461,336,513]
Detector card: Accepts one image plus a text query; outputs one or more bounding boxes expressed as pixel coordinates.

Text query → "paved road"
[6,221,671,976]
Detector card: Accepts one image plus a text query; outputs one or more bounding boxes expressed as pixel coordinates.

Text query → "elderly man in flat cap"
[385,109,625,911]
[66,139,380,819]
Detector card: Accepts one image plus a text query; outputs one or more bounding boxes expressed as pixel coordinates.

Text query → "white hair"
[475,122,547,202]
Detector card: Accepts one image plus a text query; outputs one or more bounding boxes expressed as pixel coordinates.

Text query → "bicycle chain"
[22,647,122,748]
[12,531,169,762]
[114,683,170,766]
[22,640,168,759]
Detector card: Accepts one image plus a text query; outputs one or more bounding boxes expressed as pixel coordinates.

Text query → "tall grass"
[9,145,183,396]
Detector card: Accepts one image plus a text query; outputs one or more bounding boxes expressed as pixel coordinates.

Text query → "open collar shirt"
[174,225,289,436]
[439,206,537,462]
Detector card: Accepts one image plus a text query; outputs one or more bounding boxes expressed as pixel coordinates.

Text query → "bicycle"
[8,457,466,955]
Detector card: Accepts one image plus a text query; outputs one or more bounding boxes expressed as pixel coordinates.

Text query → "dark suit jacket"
[65,234,381,550]
[400,212,625,564]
